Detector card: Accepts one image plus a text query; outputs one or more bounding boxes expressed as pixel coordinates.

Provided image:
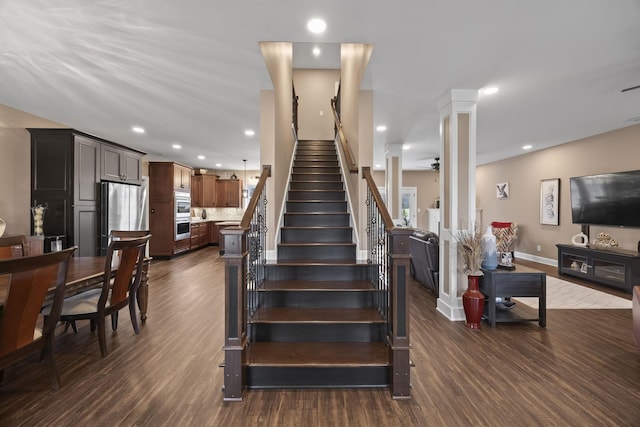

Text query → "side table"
[479,265,546,327]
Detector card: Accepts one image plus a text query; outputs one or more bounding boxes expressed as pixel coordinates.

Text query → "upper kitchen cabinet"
[29,128,145,257]
[101,143,144,185]
[216,179,242,207]
[174,164,192,190]
[191,174,217,207]
[191,175,203,207]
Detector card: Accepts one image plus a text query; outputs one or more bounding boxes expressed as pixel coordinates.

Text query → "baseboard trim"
[515,251,557,267]
[436,297,465,322]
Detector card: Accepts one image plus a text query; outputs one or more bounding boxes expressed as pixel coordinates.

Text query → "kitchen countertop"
[216,221,241,226]
[190,217,241,224]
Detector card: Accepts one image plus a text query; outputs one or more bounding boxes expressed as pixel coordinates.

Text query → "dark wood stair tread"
[270,259,361,265]
[247,342,389,367]
[250,307,384,323]
[261,280,374,291]
[281,226,351,230]
[286,200,346,203]
[284,212,349,215]
[278,242,355,247]
[264,259,374,267]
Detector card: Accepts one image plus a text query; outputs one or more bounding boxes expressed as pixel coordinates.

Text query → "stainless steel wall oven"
[175,191,191,240]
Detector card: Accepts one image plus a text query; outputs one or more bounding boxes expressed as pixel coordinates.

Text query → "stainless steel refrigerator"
[100,181,148,255]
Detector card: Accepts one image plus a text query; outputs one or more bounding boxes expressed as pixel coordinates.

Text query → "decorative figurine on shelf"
[230,173,238,180]
[591,232,619,248]
[571,231,589,247]
[31,203,47,236]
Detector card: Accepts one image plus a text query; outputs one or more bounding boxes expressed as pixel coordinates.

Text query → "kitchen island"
[189,217,241,254]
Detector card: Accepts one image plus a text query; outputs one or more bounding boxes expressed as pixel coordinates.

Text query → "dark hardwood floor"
[1,247,639,426]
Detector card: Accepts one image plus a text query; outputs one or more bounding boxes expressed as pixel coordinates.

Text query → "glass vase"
[31,205,46,236]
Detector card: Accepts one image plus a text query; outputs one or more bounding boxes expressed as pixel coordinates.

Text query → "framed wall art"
[496,182,509,199]
[540,178,560,225]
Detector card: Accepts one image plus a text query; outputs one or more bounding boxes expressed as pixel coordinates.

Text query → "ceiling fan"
[621,85,640,93]
[416,157,440,171]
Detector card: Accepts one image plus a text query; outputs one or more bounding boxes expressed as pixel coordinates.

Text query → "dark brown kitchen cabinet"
[29,128,145,257]
[191,174,217,207]
[191,176,203,207]
[190,222,208,249]
[208,222,219,245]
[149,162,193,257]
[101,144,142,185]
[216,179,242,207]
[174,164,191,190]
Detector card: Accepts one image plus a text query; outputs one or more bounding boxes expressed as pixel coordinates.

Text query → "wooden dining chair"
[110,230,151,240]
[0,247,76,390]
[0,235,29,259]
[44,235,151,357]
[108,230,151,329]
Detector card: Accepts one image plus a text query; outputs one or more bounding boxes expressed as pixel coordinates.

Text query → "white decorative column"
[436,89,478,321]
[384,143,403,223]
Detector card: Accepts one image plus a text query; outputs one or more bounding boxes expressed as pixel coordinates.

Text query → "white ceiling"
[1,1,639,172]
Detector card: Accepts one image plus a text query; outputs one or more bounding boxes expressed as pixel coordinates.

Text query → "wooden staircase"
[245,140,390,389]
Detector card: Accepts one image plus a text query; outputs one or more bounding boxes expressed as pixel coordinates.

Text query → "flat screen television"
[570,170,640,227]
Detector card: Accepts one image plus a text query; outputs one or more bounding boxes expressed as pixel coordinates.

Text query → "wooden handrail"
[330,97,358,173]
[361,166,395,230]
[240,165,271,229]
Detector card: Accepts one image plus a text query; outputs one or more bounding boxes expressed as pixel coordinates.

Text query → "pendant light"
[242,159,248,199]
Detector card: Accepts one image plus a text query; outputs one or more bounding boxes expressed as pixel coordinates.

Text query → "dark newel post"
[222,226,247,401]
[389,228,413,399]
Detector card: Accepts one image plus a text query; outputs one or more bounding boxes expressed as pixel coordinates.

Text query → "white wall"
[293,69,340,140]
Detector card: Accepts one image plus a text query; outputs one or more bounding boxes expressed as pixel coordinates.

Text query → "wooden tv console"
[556,244,640,293]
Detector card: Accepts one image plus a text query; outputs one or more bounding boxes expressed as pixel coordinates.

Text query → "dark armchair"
[409,230,439,293]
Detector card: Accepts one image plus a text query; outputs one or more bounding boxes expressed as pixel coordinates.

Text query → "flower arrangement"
[454,226,484,276]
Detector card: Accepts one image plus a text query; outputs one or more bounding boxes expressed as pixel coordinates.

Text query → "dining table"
[0,256,151,323]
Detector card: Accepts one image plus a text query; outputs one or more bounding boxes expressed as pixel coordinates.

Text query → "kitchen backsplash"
[192,207,244,221]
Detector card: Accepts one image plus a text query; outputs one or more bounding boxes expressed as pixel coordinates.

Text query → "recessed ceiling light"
[482,87,499,95]
[244,129,255,136]
[402,144,409,150]
[375,164,382,168]
[522,144,533,150]
[172,144,181,149]
[376,125,387,132]
[312,47,321,57]
[132,126,145,134]
[198,155,205,160]
[216,163,222,167]
[307,18,326,34]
